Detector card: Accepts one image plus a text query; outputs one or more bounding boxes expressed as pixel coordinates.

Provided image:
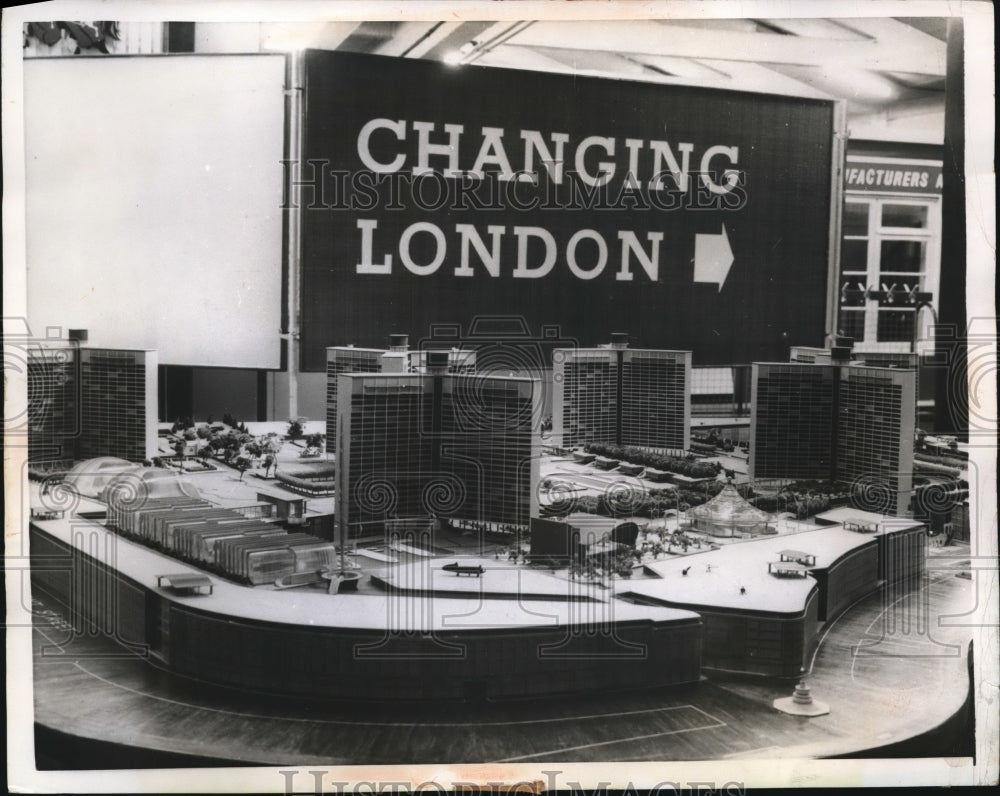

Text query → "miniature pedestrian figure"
[706,564,712,572]
[740,586,746,595]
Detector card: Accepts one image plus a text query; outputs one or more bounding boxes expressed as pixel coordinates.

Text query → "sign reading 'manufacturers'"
[298,50,836,369]
[844,157,943,195]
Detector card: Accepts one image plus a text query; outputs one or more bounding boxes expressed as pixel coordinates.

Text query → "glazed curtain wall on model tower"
[325,347,387,447]
[28,345,158,464]
[749,363,837,481]
[836,365,915,516]
[27,345,79,464]
[620,350,691,450]
[553,346,691,451]
[749,361,916,515]
[76,349,159,463]
[335,372,541,538]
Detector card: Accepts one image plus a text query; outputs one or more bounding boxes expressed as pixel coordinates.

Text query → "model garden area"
[151,414,334,494]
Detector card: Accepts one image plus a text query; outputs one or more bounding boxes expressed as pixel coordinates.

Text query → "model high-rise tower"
[28,343,157,464]
[335,352,539,539]
[76,348,158,462]
[750,345,915,516]
[552,334,691,452]
[26,343,79,464]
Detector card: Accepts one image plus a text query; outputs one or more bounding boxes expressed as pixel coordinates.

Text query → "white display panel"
[24,54,285,368]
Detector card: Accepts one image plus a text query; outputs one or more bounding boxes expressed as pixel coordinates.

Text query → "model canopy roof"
[688,483,771,529]
[100,467,201,505]
[63,457,136,498]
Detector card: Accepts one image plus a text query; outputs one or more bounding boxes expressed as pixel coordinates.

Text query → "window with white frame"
[838,194,941,355]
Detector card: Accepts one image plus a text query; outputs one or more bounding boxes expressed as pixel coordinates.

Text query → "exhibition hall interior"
[8,10,992,775]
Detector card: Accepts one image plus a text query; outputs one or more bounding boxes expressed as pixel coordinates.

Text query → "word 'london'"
[353,119,742,281]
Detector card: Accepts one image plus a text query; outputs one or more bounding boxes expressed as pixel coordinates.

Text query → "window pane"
[880,240,925,274]
[881,203,928,229]
[840,239,868,273]
[838,309,866,342]
[877,310,915,343]
[843,202,869,236]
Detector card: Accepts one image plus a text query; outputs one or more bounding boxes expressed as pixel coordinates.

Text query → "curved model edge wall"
[811,540,880,622]
[28,521,928,689]
[627,588,820,679]
[29,525,702,701]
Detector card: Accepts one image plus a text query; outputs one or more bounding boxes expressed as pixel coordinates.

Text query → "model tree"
[234,455,251,481]
[245,440,263,464]
[172,438,186,470]
[286,417,306,442]
[261,432,283,456]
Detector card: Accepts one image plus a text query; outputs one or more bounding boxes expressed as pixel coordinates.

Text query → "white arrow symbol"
[693,225,734,292]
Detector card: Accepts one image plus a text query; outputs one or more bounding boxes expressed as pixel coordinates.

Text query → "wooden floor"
[29,548,974,766]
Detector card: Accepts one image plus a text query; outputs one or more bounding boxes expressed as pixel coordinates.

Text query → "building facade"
[748,363,837,482]
[325,338,477,447]
[28,344,157,464]
[27,344,79,464]
[836,364,916,516]
[838,145,943,358]
[325,346,387,447]
[335,361,540,539]
[553,336,691,452]
[789,344,919,425]
[749,360,915,516]
[75,348,159,462]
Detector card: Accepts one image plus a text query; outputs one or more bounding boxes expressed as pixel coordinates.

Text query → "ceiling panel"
[502,20,946,76]
[201,15,946,144]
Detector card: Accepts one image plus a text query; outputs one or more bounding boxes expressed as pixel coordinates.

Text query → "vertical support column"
[256,370,268,422]
[284,51,304,420]
[937,17,966,438]
[825,101,849,345]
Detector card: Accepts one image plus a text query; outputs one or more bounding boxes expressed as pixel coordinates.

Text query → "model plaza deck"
[625,524,905,612]
[30,508,696,632]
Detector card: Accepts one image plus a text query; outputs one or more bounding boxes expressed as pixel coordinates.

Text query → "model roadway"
[30,543,973,765]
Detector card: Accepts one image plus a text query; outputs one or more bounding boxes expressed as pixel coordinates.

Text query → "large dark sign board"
[299,50,836,370]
